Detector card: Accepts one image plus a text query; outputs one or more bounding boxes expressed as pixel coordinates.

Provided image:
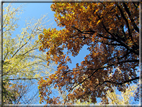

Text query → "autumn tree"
[38,2,140,104]
[100,84,139,105]
[2,4,55,104]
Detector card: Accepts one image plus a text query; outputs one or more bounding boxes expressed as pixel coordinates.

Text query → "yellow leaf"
[97,20,101,25]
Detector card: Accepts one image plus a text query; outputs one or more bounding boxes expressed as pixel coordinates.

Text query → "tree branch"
[99,41,122,46]
[70,59,139,91]
[21,47,38,56]
[106,50,131,63]
[123,3,139,33]
[11,40,29,58]
[6,75,48,81]
[96,10,139,55]
[99,76,139,86]
[3,47,9,61]
[116,4,133,42]
[25,55,47,62]
[71,26,83,33]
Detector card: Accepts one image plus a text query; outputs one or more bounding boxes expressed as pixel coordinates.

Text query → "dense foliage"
[38,2,139,104]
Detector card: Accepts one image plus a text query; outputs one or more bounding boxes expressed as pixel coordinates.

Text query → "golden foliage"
[38,2,139,105]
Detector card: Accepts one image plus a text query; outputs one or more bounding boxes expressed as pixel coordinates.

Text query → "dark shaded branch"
[70,59,139,91]
[132,2,139,10]
[116,4,133,41]
[71,26,95,35]
[97,13,132,51]
[71,19,139,55]
[120,25,127,41]
[98,34,115,41]
[99,41,122,46]
[64,58,138,75]
[123,3,139,33]
[102,25,138,55]
[92,77,140,91]
[115,36,139,55]
[71,26,139,56]
[99,29,138,55]
[70,26,95,40]
[96,9,139,55]
[71,26,83,33]
[116,4,139,53]
[106,51,131,63]
[103,76,139,85]
[96,13,116,40]
[70,32,81,38]
[3,47,9,61]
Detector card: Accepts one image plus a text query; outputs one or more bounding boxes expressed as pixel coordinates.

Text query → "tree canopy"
[38,2,139,104]
[100,84,139,105]
[2,4,55,104]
